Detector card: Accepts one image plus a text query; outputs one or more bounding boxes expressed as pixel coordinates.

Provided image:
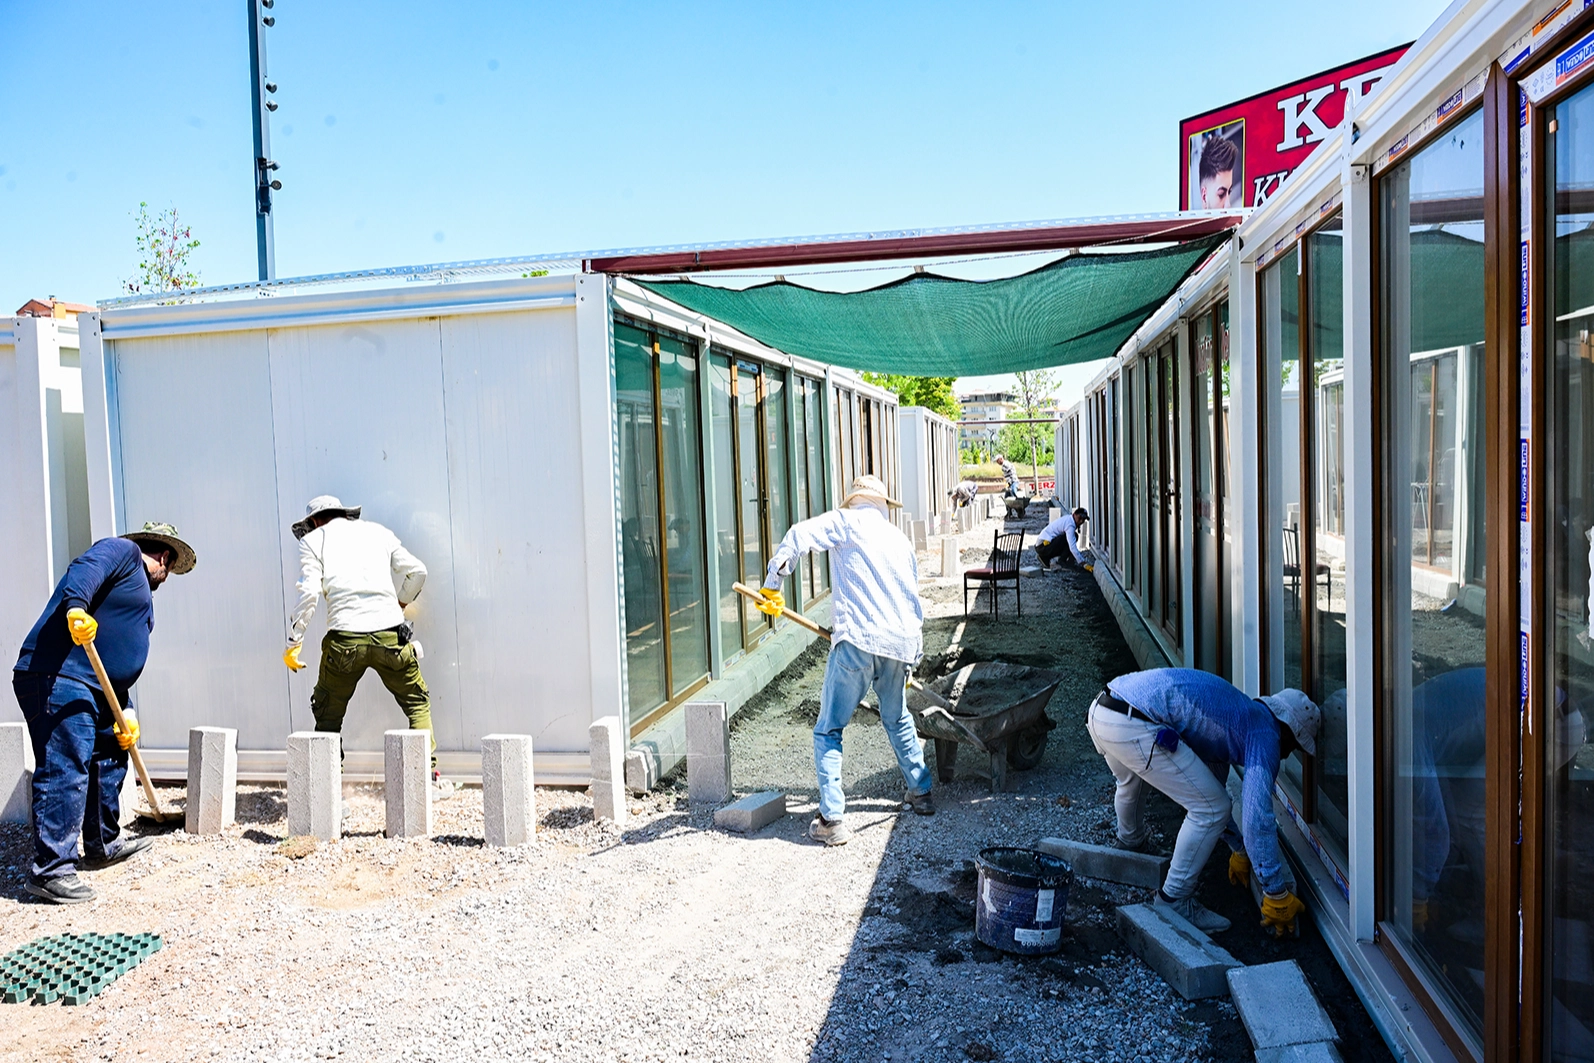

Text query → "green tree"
[1007,369,1061,490]
[123,202,201,299]
[861,373,962,421]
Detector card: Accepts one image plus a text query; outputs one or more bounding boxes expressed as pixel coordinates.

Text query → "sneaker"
[26,874,96,905]
[809,815,852,846]
[431,771,457,801]
[1111,834,1151,854]
[1154,889,1231,934]
[80,835,153,871]
[903,790,936,816]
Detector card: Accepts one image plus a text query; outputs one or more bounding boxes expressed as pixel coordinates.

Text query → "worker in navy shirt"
[12,522,196,904]
[1086,668,1319,936]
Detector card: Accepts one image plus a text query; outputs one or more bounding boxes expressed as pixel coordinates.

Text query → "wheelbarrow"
[906,663,1061,793]
[1003,494,1033,519]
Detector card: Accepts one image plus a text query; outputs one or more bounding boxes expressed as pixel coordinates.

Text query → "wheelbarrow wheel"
[1006,725,1050,771]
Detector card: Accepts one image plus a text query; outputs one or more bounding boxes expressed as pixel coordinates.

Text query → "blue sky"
[1,1,1441,396]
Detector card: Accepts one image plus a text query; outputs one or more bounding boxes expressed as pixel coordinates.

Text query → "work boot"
[80,835,153,871]
[809,815,852,846]
[26,874,96,905]
[1154,889,1231,934]
[903,789,936,816]
[1112,834,1151,854]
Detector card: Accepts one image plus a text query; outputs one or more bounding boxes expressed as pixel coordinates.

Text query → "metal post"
[247,0,277,281]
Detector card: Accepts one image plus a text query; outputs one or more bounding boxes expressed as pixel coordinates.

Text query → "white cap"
[1259,689,1320,757]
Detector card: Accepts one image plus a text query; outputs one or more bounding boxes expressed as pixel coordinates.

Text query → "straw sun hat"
[121,521,197,575]
[841,474,902,509]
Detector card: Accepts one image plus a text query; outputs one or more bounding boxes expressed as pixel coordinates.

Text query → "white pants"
[1086,699,1236,899]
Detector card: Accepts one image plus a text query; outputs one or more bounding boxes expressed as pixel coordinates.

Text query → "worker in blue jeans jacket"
[1086,668,1319,937]
[758,475,933,846]
[11,522,196,904]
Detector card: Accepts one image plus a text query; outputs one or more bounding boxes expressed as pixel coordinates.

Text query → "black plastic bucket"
[974,846,1071,955]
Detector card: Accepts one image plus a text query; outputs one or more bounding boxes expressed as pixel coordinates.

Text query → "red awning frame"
[585,212,1243,274]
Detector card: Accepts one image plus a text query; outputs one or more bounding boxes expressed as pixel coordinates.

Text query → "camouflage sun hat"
[121,521,197,575]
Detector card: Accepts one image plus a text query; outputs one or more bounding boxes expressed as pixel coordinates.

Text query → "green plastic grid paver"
[0,933,162,1006]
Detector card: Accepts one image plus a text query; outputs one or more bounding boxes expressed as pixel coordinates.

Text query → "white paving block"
[0,722,32,825]
[287,731,341,841]
[1255,1044,1343,1063]
[941,537,961,578]
[715,791,786,832]
[185,726,237,835]
[1,722,30,825]
[384,730,431,838]
[1227,961,1338,1050]
[911,519,929,550]
[482,734,535,847]
[1035,837,1169,888]
[686,701,732,805]
[1116,903,1242,1000]
[589,716,627,825]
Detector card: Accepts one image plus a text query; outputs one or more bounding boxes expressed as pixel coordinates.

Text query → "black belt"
[1095,690,1142,718]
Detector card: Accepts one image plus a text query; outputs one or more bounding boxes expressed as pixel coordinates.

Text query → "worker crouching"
[1086,668,1319,936]
[758,475,934,846]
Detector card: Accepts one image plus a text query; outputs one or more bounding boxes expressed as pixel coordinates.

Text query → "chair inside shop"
[964,529,1026,619]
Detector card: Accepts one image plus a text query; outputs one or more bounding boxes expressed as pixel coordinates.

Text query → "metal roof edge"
[98,273,579,339]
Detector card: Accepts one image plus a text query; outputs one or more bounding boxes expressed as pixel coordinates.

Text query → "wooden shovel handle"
[729,581,954,710]
[731,582,831,639]
[80,639,168,822]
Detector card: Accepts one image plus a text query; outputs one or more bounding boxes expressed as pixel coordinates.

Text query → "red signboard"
[1179,44,1410,211]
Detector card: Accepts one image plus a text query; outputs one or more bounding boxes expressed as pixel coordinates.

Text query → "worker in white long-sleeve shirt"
[281,495,451,798]
[1036,508,1091,571]
[757,474,934,846]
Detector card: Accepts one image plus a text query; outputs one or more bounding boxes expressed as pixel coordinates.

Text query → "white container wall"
[897,406,959,527]
[0,314,92,727]
[73,275,613,782]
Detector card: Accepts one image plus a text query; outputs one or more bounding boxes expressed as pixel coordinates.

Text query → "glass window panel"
[658,336,709,693]
[1380,106,1486,1043]
[806,378,830,594]
[764,368,791,603]
[736,363,768,647]
[1193,314,1219,673]
[709,356,742,659]
[1220,301,1234,681]
[1548,85,1594,1061]
[1261,246,1305,798]
[614,324,666,719]
[1307,212,1349,861]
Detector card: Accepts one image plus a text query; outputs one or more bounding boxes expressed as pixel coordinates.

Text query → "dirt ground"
[0,503,1392,1062]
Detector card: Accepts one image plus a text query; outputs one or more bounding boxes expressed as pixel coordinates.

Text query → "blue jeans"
[814,640,932,821]
[12,672,130,880]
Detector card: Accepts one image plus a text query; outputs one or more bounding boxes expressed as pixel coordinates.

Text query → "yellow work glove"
[1083,563,1094,574]
[1261,890,1306,938]
[283,644,305,672]
[756,588,786,617]
[1227,850,1252,887]
[66,608,98,646]
[113,709,139,751]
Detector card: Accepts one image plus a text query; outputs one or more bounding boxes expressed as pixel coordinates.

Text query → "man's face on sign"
[1200,171,1235,209]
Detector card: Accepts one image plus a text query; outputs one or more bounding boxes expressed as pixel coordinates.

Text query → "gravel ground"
[0,504,1390,1063]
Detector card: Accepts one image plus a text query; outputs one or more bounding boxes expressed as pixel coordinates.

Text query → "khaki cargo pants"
[310,629,434,767]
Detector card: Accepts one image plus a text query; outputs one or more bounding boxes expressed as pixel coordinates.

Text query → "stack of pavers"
[0,933,161,1005]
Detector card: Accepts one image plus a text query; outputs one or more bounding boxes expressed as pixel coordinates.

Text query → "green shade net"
[635,234,1227,376]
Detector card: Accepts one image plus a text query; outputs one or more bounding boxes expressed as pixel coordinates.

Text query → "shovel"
[730,582,957,712]
[81,640,171,824]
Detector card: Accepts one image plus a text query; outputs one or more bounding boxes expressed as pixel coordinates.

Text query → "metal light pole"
[247,0,281,280]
